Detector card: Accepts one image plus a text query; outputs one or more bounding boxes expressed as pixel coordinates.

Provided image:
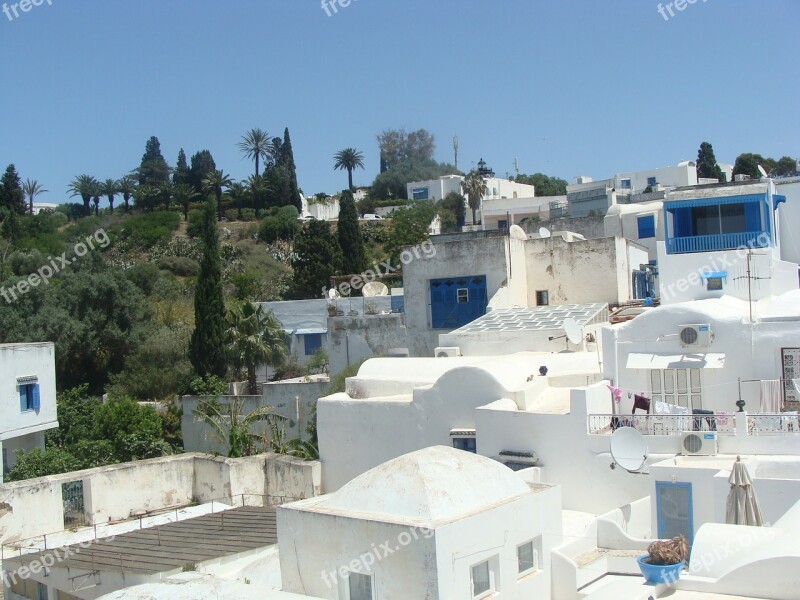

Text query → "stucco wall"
[402,235,508,357]
[328,314,407,375]
[529,215,606,239]
[0,453,321,547]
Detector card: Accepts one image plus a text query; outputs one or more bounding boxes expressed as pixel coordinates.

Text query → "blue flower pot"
[637,555,685,584]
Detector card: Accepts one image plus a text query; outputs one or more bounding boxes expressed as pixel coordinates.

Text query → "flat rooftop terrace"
[4,506,277,576]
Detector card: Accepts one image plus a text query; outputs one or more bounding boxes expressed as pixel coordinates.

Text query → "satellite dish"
[610,427,649,473]
[363,282,389,297]
[327,288,340,300]
[757,164,768,179]
[538,227,551,239]
[563,318,584,345]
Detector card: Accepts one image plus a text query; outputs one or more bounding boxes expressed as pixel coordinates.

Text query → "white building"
[480,194,554,231]
[278,446,562,600]
[301,194,340,221]
[0,342,58,482]
[406,172,537,226]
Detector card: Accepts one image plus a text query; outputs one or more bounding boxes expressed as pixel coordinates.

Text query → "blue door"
[430,276,488,329]
[656,482,694,544]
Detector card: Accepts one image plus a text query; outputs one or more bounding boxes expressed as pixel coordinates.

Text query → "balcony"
[666,230,770,255]
[587,413,736,436]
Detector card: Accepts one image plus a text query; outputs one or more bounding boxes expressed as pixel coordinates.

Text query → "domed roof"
[317,446,530,523]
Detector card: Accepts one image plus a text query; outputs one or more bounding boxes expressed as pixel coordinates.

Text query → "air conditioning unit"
[678,324,713,347]
[435,346,462,358]
[681,431,718,456]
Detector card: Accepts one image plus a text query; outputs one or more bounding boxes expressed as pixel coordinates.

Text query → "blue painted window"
[637,215,656,239]
[647,176,657,186]
[430,276,488,329]
[498,219,508,230]
[304,333,322,356]
[453,437,477,453]
[19,383,40,412]
[620,179,632,189]
[412,187,429,200]
[656,481,694,544]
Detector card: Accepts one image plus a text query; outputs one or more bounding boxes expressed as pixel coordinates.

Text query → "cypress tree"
[0,164,25,214]
[280,128,302,212]
[174,149,190,186]
[189,200,227,379]
[189,150,216,193]
[696,142,726,183]
[338,190,367,275]
[138,136,170,186]
[291,220,342,299]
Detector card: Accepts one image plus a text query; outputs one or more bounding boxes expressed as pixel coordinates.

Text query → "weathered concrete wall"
[0,453,320,547]
[181,382,326,453]
[328,314,407,375]
[525,215,605,239]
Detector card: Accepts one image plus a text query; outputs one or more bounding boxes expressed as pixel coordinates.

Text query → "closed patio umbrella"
[726,456,764,526]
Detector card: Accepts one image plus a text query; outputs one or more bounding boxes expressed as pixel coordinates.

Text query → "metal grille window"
[62,481,87,528]
[348,572,374,600]
[651,369,702,410]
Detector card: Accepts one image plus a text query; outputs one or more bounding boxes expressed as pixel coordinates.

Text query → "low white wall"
[596,497,653,550]
[0,453,321,548]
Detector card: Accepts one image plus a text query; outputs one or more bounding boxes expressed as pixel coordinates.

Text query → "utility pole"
[513,157,520,178]
[453,135,459,171]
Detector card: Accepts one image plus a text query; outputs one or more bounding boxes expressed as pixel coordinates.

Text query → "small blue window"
[498,219,508,230]
[20,383,40,412]
[453,437,476,453]
[304,333,323,356]
[647,176,657,186]
[620,179,632,189]
[412,187,429,200]
[638,215,656,239]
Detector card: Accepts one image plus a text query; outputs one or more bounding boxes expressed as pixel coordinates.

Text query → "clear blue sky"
[1,0,798,203]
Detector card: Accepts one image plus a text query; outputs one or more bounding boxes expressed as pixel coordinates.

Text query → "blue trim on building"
[656,481,694,545]
[430,275,488,329]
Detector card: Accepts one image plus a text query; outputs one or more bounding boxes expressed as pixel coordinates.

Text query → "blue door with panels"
[430,275,488,329]
[656,481,694,544]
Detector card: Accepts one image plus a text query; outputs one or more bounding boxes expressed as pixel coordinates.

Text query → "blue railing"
[666,231,770,254]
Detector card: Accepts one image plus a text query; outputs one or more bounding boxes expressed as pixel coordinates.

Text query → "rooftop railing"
[746,413,800,436]
[666,231,770,254]
[587,413,736,436]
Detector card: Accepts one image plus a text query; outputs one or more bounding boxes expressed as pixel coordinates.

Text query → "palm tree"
[333,148,365,191]
[461,170,486,225]
[238,128,272,178]
[89,180,102,216]
[246,174,271,217]
[117,175,137,213]
[132,184,159,212]
[68,174,98,216]
[99,179,119,214]
[202,170,233,219]
[22,179,47,215]
[172,183,200,220]
[158,182,174,211]
[225,302,288,394]
[227,181,248,218]
[193,397,285,458]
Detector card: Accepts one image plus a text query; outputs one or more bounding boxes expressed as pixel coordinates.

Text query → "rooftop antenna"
[453,135,459,171]
[609,427,649,473]
[563,318,584,345]
[513,157,520,178]
[538,227,551,239]
[327,288,341,300]
[362,282,389,297]
[757,164,769,179]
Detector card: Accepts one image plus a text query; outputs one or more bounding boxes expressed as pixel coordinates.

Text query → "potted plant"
[637,534,689,584]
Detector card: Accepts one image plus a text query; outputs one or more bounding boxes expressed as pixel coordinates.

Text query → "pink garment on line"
[607,385,623,404]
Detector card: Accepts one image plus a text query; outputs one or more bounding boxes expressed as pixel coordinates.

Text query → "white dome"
[317,446,530,522]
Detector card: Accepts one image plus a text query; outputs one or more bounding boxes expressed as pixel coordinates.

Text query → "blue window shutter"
[673,207,692,237]
[637,215,656,239]
[32,384,41,411]
[744,202,760,231]
[20,387,27,411]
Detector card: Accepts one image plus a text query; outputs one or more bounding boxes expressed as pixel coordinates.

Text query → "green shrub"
[116,211,181,248]
[186,209,204,238]
[259,206,299,244]
[125,262,161,295]
[157,256,200,277]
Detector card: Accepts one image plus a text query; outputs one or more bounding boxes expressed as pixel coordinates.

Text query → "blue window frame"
[453,437,476,453]
[304,333,322,356]
[637,215,656,239]
[656,481,694,544]
[620,178,632,189]
[498,219,508,230]
[412,187,429,200]
[19,382,40,412]
[647,176,657,187]
[430,275,488,329]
